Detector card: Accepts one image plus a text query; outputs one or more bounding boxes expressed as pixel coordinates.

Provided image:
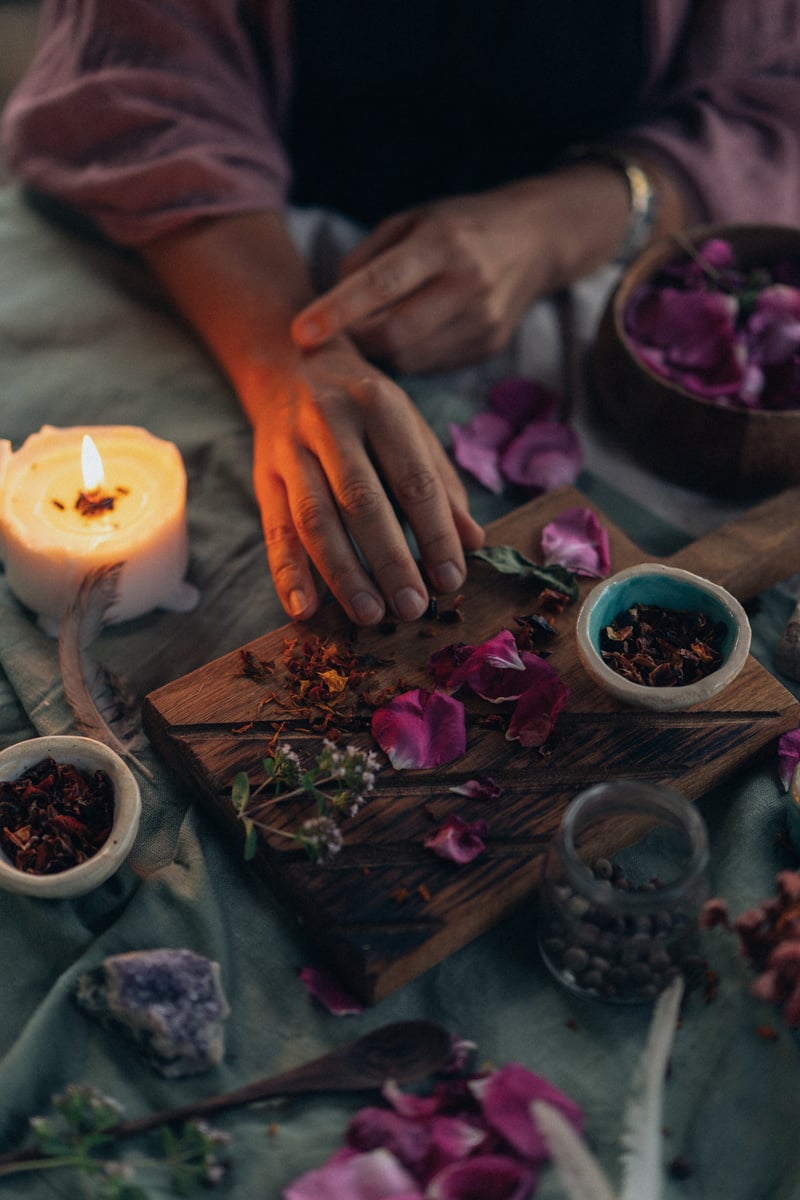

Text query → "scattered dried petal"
[505,654,570,747]
[449,775,503,801]
[426,1153,537,1200]
[469,1063,583,1163]
[371,689,467,770]
[424,815,489,865]
[540,507,611,578]
[778,727,800,790]
[499,421,582,493]
[298,966,365,1016]
[284,1147,420,1200]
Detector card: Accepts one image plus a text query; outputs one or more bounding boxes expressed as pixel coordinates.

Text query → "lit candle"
[0,425,198,633]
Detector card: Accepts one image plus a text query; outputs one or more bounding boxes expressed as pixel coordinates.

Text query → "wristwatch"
[559,146,659,267]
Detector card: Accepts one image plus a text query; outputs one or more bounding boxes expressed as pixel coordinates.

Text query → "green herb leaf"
[301,769,319,793]
[469,545,578,600]
[230,772,250,814]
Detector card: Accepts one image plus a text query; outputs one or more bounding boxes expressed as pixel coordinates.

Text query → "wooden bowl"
[592,223,800,497]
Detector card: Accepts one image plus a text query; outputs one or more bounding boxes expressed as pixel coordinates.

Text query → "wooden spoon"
[115,1018,453,1139]
[0,1020,454,1169]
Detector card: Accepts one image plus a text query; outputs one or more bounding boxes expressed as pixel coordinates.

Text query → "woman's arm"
[291,157,690,374]
[140,212,483,625]
[1,0,292,245]
[4,1,485,624]
[292,0,800,371]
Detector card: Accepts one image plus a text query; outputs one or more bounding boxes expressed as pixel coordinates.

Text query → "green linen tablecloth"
[0,184,798,1199]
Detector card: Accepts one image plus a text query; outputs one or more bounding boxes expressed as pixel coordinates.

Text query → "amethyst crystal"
[75,948,230,1077]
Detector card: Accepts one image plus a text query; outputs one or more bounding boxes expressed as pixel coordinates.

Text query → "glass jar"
[538,781,711,1004]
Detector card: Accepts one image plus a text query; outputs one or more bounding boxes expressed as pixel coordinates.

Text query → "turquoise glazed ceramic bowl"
[576,563,751,711]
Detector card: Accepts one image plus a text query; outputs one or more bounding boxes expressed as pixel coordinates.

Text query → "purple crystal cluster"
[75,948,230,1078]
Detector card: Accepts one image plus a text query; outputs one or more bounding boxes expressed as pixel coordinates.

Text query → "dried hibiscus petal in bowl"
[599,602,726,688]
[0,756,114,874]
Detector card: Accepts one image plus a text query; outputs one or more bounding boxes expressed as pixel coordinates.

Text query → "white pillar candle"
[0,425,199,633]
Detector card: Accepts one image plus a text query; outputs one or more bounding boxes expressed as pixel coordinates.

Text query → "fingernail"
[295,315,322,343]
[288,588,308,617]
[433,560,463,594]
[393,586,428,622]
[351,591,384,625]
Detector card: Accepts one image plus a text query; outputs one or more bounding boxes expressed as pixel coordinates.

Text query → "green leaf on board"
[468,545,578,600]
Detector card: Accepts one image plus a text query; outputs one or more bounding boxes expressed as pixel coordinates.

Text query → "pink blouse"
[2,0,800,246]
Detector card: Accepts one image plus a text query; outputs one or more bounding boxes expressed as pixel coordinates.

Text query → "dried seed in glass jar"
[542,857,703,1002]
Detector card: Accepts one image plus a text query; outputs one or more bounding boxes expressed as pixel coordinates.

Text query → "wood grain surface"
[142,485,800,1004]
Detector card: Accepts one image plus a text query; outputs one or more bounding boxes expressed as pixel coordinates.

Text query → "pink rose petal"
[746,284,800,366]
[499,422,582,492]
[778,726,800,790]
[284,1147,422,1200]
[449,775,503,800]
[347,1107,434,1175]
[449,631,526,698]
[298,965,365,1015]
[372,689,467,770]
[540,506,611,578]
[451,378,575,496]
[425,1154,537,1200]
[424,815,489,864]
[627,285,746,396]
[469,1064,583,1163]
[348,1097,488,1185]
[505,654,570,747]
[449,412,514,494]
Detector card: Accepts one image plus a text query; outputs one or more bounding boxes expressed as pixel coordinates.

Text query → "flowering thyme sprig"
[231,739,380,863]
[0,1083,230,1197]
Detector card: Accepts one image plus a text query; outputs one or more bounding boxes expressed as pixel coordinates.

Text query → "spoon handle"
[0,1021,452,1168]
[114,1059,348,1138]
[114,1019,452,1140]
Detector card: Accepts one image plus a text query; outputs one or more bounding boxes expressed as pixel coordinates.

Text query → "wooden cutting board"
[142,485,800,1004]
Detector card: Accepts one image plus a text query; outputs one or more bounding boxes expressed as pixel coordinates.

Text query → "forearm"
[140,211,317,423]
[511,155,692,293]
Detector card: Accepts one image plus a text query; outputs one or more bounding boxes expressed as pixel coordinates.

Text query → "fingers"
[253,374,482,627]
[336,211,415,276]
[291,234,445,350]
[257,458,393,627]
[255,400,429,626]
[351,291,508,375]
[344,379,477,597]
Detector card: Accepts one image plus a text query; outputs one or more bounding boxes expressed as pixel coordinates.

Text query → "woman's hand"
[291,167,636,373]
[141,211,484,627]
[249,337,484,625]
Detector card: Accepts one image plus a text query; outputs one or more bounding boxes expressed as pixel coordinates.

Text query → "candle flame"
[81,435,105,492]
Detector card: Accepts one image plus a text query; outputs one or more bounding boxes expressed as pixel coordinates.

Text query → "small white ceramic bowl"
[576,564,752,711]
[0,735,141,897]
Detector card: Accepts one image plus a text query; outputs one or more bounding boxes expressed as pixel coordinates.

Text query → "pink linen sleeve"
[619,0,800,226]
[0,0,292,246]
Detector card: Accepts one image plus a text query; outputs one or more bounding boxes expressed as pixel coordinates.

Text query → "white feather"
[619,975,685,1200]
[58,563,154,782]
[532,1100,617,1200]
